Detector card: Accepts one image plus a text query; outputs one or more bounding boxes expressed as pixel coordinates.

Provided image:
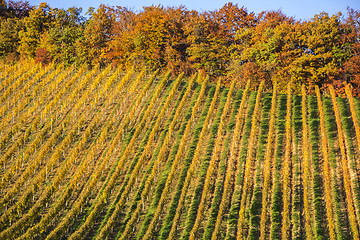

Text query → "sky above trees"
[28,0,360,20]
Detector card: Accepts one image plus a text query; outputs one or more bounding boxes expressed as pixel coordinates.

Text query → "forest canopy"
[0,0,359,95]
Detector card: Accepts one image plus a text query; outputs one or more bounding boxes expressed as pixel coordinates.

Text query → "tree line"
[0,1,359,94]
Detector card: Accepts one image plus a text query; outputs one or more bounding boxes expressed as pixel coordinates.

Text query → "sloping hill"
[1,63,360,239]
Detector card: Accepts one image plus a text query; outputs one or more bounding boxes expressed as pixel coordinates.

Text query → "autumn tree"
[18,2,53,58]
[0,0,6,18]
[0,17,24,60]
[163,6,192,75]
[230,10,355,94]
[339,8,360,96]
[76,4,114,67]
[187,3,256,76]
[6,0,32,18]
[229,10,296,91]
[129,5,174,69]
[106,6,136,67]
[292,12,351,93]
[38,7,84,65]
[0,1,32,60]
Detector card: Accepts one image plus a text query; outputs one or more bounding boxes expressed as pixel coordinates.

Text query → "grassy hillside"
[1,63,360,239]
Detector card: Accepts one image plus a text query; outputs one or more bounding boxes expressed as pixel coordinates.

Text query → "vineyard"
[1,62,360,240]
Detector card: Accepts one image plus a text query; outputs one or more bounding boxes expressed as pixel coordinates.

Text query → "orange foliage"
[34,47,51,65]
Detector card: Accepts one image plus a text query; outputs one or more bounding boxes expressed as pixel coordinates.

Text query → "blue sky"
[28,0,360,20]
